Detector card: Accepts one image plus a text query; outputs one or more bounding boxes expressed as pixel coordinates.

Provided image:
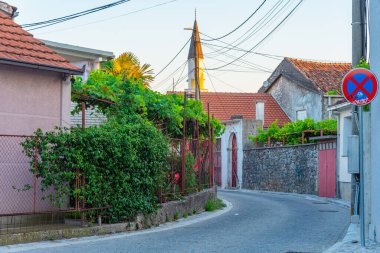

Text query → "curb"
[323,223,358,253]
[222,188,350,208]
[0,198,233,253]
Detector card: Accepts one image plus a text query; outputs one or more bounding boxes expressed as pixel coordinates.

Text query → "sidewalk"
[324,223,380,253]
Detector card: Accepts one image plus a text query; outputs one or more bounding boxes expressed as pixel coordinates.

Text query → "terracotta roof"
[0,12,82,74]
[287,58,351,93]
[199,92,290,127]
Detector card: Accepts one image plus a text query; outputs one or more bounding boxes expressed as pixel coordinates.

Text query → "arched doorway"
[231,134,237,188]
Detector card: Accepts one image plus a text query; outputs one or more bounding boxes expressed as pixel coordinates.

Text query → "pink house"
[0,5,82,215]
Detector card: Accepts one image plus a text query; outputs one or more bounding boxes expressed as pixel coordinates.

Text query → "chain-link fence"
[0,135,110,237]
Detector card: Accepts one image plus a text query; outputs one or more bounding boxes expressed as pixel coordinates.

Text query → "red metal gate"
[231,134,237,188]
[318,141,336,197]
[213,138,222,187]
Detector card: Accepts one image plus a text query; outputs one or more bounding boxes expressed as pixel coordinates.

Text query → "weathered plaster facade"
[267,76,322,121]
[219,119,261,189]
[0,64,73,214]
[370,0,380,241]
[335,105,352,201]
[0,65,71,135]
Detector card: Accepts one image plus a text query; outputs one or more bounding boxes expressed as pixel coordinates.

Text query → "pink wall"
[0,64,71,136]
[0,64,72,214]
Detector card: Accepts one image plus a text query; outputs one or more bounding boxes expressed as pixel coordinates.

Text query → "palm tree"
[103,52,154,87]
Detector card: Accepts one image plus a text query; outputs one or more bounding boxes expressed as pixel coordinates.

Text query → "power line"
[203,0,289,58]
[154,60,187,89]
[202,0,267,41]
[206,0,304,71]
[206,72,246,92]
[205,51,272,72]
[204,44,273,73]
[204,42,283,60]
[154,37,191,78]
[35,0,180,35]
[23,0,130,31]
[203,64,231,118]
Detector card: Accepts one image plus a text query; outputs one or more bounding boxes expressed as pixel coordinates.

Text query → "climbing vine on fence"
[22,115,169,223]
[249,118,337,145]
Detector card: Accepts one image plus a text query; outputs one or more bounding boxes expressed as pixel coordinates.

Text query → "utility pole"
[194,24,200,101]
[352,0,367,246]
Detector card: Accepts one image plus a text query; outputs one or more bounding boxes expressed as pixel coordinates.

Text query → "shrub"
[205,198,226,212]
[22,115,169,223]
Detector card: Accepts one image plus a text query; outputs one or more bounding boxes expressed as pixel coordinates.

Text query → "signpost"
[342,68,378,246]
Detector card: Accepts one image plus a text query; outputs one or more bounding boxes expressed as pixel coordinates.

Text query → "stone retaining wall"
[243,144,318,194]
[0,187,217,245]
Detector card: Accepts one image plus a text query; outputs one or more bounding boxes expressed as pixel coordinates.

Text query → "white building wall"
[220,120,243,189]
[338,109,352,183]
[370,0,380,241]
[268,76,322,122]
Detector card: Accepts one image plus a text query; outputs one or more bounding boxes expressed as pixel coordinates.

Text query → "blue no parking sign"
[342,68,378,106]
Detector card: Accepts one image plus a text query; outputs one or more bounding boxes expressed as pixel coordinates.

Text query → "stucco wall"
[0,64,71,214]
[220,120,243,189]
[243,144,318,194]
[370,0,380,241]
[0,64,70,135]
[268,76,322,121]
[338,109,352,183]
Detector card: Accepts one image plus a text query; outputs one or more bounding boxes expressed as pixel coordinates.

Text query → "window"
[296,110,307,120]
[256,102,264,121]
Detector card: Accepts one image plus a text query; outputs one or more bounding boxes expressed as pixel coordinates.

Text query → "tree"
[103,52,154,87]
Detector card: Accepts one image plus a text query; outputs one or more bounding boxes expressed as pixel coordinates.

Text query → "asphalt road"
[5,190,350,253]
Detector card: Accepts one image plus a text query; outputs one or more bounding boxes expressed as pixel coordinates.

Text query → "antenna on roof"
[195,8,197,20]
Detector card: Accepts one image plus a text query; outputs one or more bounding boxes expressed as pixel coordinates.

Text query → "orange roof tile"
[0,12,82,74]
[287,58,351,93]
[199,92,290,127]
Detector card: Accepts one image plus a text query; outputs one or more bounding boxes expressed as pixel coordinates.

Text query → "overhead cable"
[37,0,180,35]
[22,0,130,31]
[206,0,304,71]
[154,37,191,78]
[202,0,267,41]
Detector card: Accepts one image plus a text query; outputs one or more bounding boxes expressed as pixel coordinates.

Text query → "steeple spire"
[187,16,207,96]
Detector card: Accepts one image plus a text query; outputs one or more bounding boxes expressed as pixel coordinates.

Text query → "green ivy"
[71,70,224,139]
[22,115,169,223]
[249,118,337,145]
[354,58,370,70]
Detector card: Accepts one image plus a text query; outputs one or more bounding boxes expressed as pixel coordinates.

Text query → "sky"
[8,0,352,93]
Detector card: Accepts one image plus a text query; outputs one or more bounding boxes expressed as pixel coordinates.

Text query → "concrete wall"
[337,108,352,201]
[0,64,71,135]
[243,144,318,194]
[219,119,262,189]
[267,76,322,122]
[370,0,380,242]
[220,120,243,189]
[0,64,71,214]
[323,95,344,119]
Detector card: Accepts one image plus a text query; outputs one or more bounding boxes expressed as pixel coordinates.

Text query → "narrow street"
[6,190,350,253]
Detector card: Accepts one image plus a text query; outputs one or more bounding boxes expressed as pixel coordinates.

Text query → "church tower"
[187,18,207,99]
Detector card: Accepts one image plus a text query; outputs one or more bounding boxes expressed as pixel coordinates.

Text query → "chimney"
[0,1,18,19]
